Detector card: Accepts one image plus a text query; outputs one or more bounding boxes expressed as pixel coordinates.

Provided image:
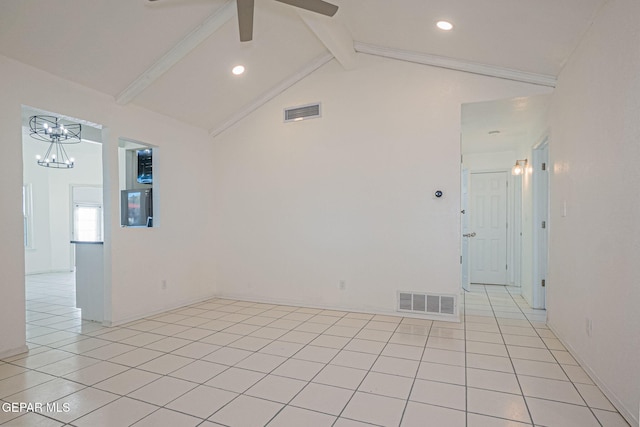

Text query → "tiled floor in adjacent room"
[0,272,630,426]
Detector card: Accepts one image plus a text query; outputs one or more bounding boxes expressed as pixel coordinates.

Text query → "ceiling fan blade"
[274,0,338,17]
[237,0,255,42]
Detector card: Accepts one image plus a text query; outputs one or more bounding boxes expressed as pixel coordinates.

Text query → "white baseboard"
[547,321,638,427]
[106,291,461,328]
[0,345,29,360]
[104,292,220,327]
[213,291,461,323]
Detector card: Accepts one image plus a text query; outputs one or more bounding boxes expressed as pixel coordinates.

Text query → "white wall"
[210,54,550,315]
[462,150,516,171]
[0,54,216,356]
[548,0,640,423]
[23,136,103,274]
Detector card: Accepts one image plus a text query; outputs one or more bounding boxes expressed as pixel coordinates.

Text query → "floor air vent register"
[398,291,457,316]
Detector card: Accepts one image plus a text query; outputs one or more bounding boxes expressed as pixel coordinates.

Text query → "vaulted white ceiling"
[0,0,606,135]
[462,94,551,154]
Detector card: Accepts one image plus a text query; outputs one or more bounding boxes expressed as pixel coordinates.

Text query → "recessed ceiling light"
[436,21,453,31]
[232,65,245,75]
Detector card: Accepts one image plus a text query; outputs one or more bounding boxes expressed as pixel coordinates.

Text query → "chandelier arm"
[58,141,71,163]
[42,141,54,162]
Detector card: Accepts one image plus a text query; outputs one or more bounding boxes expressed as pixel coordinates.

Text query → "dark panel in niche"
[137,149,152,184]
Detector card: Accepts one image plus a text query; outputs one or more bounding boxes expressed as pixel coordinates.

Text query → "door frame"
[461,168,470,292]
[511,171,523,287]
[532,138,549,309]
[468,168,511,285]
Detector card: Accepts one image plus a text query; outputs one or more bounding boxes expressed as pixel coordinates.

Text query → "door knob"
[463,232,476,237]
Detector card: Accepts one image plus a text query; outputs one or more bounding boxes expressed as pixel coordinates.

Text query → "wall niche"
[118,138,156,228]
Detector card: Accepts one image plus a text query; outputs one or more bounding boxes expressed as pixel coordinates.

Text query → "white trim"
[461,168,470,292]
[209,52,334,138]
[22,183,34,250]
[103,291,219,327]
[354,42,557,88]
[0,345,29,360]
[106,289,463,328]
[547,321,638,427]
[512,173,523,287]
[214,291,463,323]
[532,141,549,309]
[297,10,357,70]
[532,133,550,151]
[116,1,236,105]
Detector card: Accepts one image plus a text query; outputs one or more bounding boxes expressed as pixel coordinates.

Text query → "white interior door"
[461,169,470,292]
[469,171,508,285]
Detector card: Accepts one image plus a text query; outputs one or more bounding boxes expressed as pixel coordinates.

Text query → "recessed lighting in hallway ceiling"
[436,20,454,31]
[232,65,245,76]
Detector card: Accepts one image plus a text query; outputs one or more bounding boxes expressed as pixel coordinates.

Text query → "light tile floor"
[0,273,630,426]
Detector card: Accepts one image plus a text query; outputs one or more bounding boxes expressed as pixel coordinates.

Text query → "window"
[73,203,103,242]
[22,184,33,248]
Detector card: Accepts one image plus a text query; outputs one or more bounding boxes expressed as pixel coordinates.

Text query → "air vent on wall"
[284,103,321,122]
[398,291,457,317]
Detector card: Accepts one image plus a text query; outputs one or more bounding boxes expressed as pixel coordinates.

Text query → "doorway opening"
[460,95,550,308]
[21,105,105,344]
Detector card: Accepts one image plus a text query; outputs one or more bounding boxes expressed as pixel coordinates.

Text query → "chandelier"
[29,115,82,168]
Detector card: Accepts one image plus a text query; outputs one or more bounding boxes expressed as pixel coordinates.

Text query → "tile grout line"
[396,314,434,427]
[326,313,404,427]
[466,289,618,410]
[156,304,371,425]
[504,287,607,427]
[12,298,566,426]
[63,301,340,425]
[5,275,628,426]
[142,305,353,426]
[258,308,364,426]
[483,285,535,426]
[464,286,539,425]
